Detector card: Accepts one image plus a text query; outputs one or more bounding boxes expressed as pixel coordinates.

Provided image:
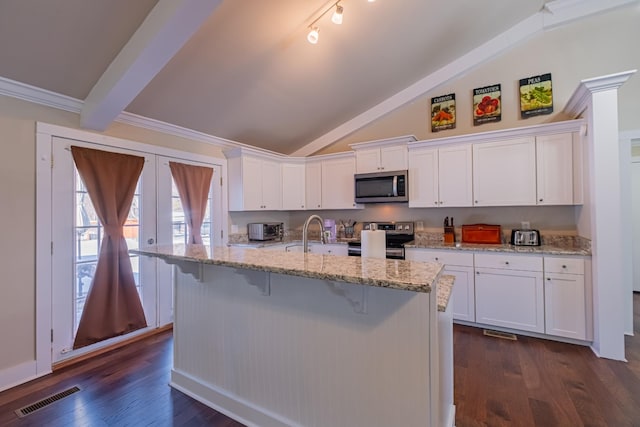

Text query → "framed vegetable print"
[431,93,456,132]
[473,84,501,126]
[520,73,553,118]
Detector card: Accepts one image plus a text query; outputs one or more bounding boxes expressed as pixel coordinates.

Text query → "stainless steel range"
[347,222,414,260]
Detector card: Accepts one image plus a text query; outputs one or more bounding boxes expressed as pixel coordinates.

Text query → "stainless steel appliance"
[354,170,408,203]
[510,229,541,246]
[248,222,283,241]
[347,221,414,259]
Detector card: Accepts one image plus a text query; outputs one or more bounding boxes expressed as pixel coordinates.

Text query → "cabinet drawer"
[474,253,542,271]
[406,249,473,266]
[544,257,584,275]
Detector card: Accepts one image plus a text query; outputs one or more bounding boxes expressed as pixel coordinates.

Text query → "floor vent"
[483,329,518,341]
[14,386,81,418]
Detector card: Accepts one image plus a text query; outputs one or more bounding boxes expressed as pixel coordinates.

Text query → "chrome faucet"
[302,214,326,253]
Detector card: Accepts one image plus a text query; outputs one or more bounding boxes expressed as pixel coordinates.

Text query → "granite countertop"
[228,238,351,248]
[132,244,444,294]
[436,274,455,312]
[405,241,590,256]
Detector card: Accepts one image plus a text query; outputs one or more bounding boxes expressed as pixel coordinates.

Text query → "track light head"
[307,27,319,44]
[331,5,344,25]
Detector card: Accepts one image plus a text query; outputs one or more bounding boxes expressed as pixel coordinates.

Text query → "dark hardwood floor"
[1,294,639,426]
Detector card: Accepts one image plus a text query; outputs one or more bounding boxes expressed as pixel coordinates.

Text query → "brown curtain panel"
[71,146,147,349]
[169,161,214,244]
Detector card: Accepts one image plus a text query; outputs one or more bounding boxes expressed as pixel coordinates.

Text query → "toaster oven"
[248,222,283,241]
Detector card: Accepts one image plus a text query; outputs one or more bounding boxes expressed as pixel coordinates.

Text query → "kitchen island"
[132,244,454,427]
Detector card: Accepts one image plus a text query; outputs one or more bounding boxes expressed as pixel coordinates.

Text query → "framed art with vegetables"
[473,84,501,125]
[519,73,553,118]
[431,93,456,132]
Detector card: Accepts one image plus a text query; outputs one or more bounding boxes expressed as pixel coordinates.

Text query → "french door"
[49,138,222,363]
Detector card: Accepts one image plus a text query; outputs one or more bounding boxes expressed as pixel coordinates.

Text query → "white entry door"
[50,137,158,363]
[632,160,640,292]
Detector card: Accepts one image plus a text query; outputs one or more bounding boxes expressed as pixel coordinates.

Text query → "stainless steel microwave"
[354,170,408,203]
[248,222,283,241]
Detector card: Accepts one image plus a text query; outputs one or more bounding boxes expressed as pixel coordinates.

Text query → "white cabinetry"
[544,257,589,340]
[305,161,322,210]
[406,249,475,322]
[536,133,573,205]
[355,145,408,173]
[350,136,415,174]
[408,144,472,207]
[321,154,361,210]
[281,161,306,210]
[472,137,536,206]
[227,150,282,211]
[474,253,544,333]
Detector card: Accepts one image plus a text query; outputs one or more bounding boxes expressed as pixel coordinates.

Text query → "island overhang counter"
[132,244,454,427]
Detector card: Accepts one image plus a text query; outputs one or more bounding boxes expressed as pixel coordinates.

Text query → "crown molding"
[0,76,82,113]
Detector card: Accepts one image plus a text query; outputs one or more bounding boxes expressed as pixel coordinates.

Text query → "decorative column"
[564,69,637,360]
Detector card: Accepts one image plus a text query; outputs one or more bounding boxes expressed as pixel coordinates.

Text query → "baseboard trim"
[170,369,297,427]
[52,324,173,371]
[0,360,41,393]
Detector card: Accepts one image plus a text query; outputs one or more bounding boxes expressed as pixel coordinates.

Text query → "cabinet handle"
[562,265,567,269]
[539,199,543,202]
[505,261,509,265]
[547,277,551,281]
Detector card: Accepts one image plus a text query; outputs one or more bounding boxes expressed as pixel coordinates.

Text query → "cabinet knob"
[301,205,304,208]
[505,261,509,265]
[476,271,480,275]
[547,277,551,281]
[539,199,543,202]
[562,265,567,269]
[435,257,439,261]
[475,200,479,204]
[317,204,321,208]
[434,201,438,205]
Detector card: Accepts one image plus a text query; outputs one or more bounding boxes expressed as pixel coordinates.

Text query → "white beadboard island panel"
[133,245,452,427]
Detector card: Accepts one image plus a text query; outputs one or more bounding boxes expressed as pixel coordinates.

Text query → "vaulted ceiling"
[0,0,630,154]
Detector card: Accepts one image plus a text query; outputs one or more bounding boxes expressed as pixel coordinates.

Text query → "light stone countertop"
[436,274,455,312]
[405,241,590,256]
[132,244,444,293]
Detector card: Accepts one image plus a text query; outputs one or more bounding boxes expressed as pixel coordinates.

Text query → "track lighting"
[331,5,344,25]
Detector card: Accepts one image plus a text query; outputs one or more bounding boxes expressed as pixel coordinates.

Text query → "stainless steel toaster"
[510,229,541,246]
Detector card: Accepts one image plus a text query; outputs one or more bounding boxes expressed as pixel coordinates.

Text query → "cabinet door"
[322,157,360,209]
[282,163,306,210]
[475,268,544,333]
[306,162,322,209]
[380,145,408,171]
[260,159,282,210]
[473,137,536,206]
[536,133,573,205]
[242,156,264,210]
[408,148,438,208]
[544,273,586,340]
[444,265,475,322]
[438,144,473,207]
[355,148,381,173]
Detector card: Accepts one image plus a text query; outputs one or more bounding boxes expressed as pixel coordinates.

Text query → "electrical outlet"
[521,221,530,229]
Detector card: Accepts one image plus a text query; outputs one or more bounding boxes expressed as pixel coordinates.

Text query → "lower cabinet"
[543,257,588,340]
[405,249,475,322]
[474,253,545,334]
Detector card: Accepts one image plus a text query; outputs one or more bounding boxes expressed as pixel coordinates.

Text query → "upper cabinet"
[473,137,537,206]
[305,161,322,210]
[350,135,415,174]
[281,161,306,210]
[226,149,282,211]
[408,144,473,207]
[321,154,362,210]
[536,133,574,205]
